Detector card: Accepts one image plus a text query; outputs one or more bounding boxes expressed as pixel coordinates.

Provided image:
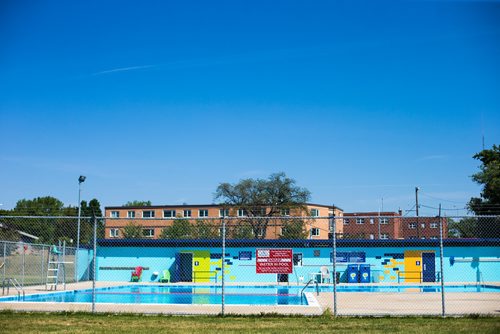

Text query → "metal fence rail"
[0,215,498,316]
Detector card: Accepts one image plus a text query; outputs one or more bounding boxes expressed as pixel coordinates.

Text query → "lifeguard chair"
[46,241,73,290]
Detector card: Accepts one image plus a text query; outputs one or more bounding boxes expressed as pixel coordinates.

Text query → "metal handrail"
[478,271,484,286]
[192,270,218,283]
[2,278,25,300]
[300,278,319,297]
[397,271,422,283]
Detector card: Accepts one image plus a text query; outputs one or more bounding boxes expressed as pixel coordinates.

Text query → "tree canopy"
[468,145,500,215]
[81,199,103,217]
[468,145,500,238]
[13,196,66,216]
[214,172,311,238]
[122,221,143,239]
[0,196,103,244]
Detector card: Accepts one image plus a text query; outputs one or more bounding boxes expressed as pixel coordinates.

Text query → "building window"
[255,227,265,237]
[219,209,229,217]
[110,211,119,218]
[430,222,438,229]
[430,236,438,240]
[408,223,416,229]
[311,228,320,237]
[109,228,119,238]
[142,228,154,238]
[421,223,426,229]
[370,218,374,224]
[199,209,208,217]
[237,209,248,217]
[356,218,365,224]
[380,233,389,239]
[163,210,176,218]
[143,210,155,218]
[127,211,135,218]
[380,218,389,225]
[183,210,192,218]
[310,209,319,217]
[369,234,374,240]
[293,253,303,266]
[343,219,350,225]
[281,208,290,216]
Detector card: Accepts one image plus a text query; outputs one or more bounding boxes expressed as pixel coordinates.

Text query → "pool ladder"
[2,278,25,301]
[300,278,319,304]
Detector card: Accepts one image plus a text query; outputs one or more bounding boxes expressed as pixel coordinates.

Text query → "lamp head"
[79,175,86,183]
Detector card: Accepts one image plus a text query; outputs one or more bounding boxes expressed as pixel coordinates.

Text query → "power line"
[420,204,468,211]
[419,192,467,205]
[403,204,416,216]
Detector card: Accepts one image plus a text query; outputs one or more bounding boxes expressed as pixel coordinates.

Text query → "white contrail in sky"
[91,65,155,76]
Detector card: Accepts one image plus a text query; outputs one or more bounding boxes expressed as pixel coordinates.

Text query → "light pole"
[76,175,86,283]
[415,187,420,238]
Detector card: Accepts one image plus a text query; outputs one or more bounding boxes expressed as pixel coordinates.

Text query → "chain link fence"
[0,214,499,315]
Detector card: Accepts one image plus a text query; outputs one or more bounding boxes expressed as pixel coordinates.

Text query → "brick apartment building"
[104,203,343,240]
[342,212,402,239]
[343,211,448,239]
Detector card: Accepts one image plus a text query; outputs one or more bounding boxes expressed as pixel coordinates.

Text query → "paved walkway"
[1,281,499,315]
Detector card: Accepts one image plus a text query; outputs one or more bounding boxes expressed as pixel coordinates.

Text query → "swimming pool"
[0,284,498,305]
[0,285,308,305]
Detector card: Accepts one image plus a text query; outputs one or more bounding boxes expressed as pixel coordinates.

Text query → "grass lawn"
[0,311,499,334]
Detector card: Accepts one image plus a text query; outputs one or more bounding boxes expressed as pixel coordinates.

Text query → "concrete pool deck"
[1,281,499,315]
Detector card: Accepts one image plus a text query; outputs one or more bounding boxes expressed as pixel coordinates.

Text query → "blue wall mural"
[95,240,500,284]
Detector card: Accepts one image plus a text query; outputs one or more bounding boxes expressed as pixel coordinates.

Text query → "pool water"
[3,285,307,305]
[0,284,498,305]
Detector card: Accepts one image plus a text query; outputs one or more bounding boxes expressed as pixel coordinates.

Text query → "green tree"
[447,217,478,238]
[0,220,21,242]
[13,196,65,216]
[122,222,142,239]
[81,199,103,217]
[230,224,254,239]
[215,172,311,239]
[193,220,218,239]
[468,145,500,215]
[76,198,104,243]
[0,207,11,215]
[279,219,308,239]
[8,197,65,243]
[124,200,152,207]
[468,145,500,238]
[160,218,193,239]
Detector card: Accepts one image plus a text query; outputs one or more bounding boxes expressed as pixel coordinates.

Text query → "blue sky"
[1,0,499,215]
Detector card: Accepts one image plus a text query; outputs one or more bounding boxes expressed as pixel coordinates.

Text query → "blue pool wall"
[95,240,500,283]
[76,248,93,281]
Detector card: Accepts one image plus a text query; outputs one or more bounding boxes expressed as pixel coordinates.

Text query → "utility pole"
[76,175,86,283]
[415,187,420,238]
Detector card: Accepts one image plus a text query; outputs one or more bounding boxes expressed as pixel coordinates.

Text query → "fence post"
[92,215,97,313]
[21,241,25,288]
[41,245,45,286]
[332,214,337,317]
[439,204,445,317]
[87,248,91,281]
[221,217,226,316]
[2,242,6,282]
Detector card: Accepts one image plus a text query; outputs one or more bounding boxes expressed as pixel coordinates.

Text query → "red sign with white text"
[256,249,293,274]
